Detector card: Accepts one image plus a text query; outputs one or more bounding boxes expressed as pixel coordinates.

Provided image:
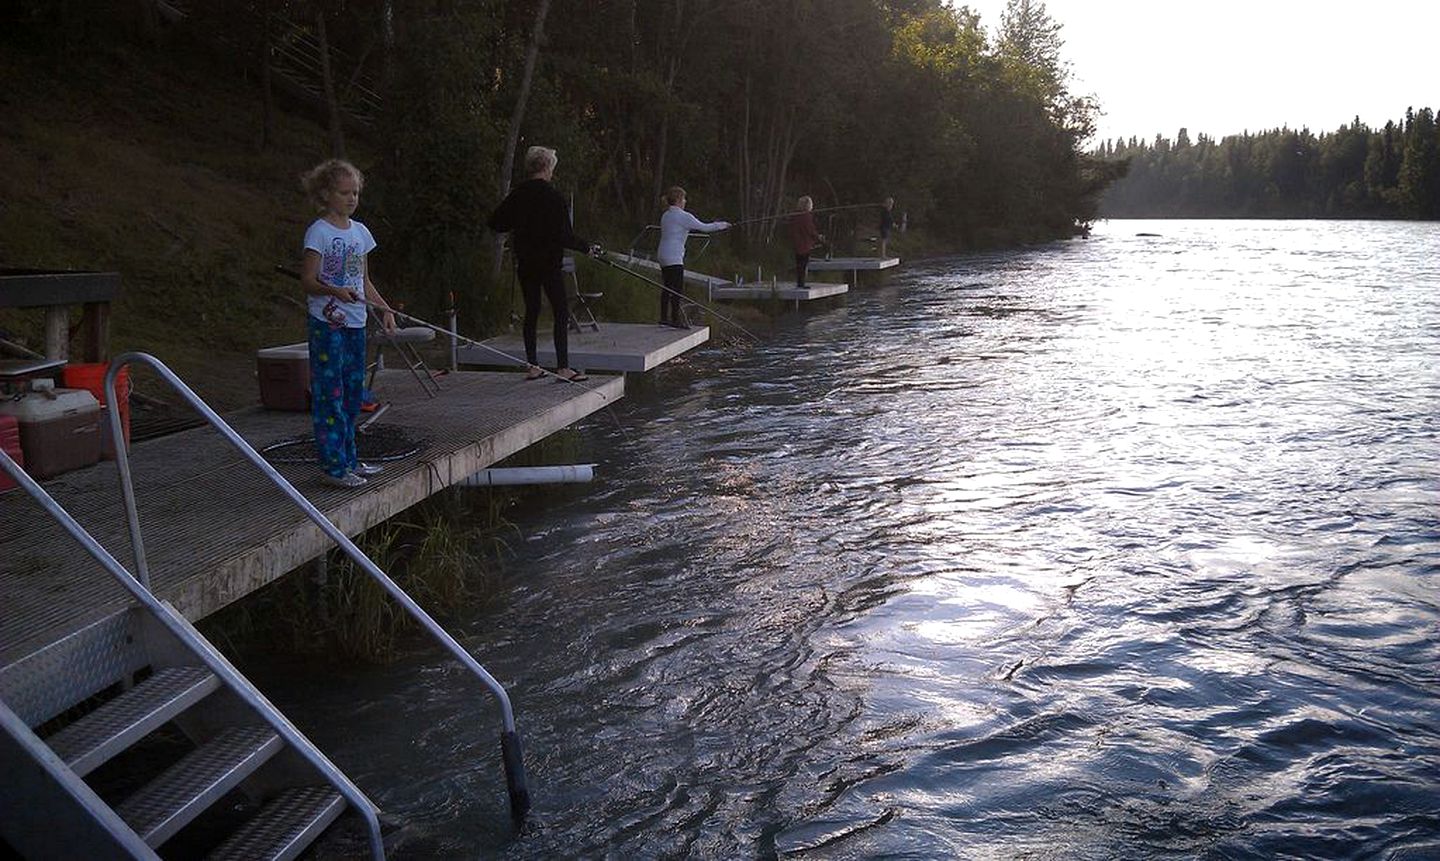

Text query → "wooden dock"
[609,254,849,307]
[0,368,623,665]
[459,323,710,373]
[806,256,900,272]
[610,253,731,291]
[709,281,848,302]
[807,256,900,284]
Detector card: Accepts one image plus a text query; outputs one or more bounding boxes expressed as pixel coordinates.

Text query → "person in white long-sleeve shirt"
[656,186,729,328]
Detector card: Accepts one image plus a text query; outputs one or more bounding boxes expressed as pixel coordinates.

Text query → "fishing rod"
[276,263,618,401]
[724,201,883,229]
[361,297,636,443]
[597,254,763,344]
[630,201,880,240]
[275,265,592,388]
[361,298,611,396]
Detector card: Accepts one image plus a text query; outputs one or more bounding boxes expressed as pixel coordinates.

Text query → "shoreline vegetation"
[2,3,1421,659]
[1,0,1114,408]
[2,0,1097,656]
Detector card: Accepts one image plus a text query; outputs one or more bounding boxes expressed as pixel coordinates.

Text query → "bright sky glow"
[962,0,1440,144]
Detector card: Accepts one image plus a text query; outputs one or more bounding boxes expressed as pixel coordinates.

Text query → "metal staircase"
[1,353,531,858]
[0,464,382,860]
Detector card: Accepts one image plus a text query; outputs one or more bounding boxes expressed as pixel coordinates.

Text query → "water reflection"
[253,219,1439,859]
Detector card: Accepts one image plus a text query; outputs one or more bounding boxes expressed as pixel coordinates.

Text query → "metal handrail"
[103,352,531,828]
[0,449,386,859]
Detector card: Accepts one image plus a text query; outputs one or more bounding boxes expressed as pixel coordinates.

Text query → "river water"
[261,219,1440,859]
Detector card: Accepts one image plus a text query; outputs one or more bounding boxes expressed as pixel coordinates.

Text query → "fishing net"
[260,423,428,464]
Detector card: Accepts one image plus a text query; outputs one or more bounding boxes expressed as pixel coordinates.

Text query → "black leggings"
[795,253,809,289]
[520,265,568,368]
[660,265,685,323]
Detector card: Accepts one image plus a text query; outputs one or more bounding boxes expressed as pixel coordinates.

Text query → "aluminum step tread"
[206,786,347,861]
[47,666,221,776]
[117,725,283,847]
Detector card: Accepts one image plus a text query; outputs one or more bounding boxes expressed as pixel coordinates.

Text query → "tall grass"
[200,487,515,662]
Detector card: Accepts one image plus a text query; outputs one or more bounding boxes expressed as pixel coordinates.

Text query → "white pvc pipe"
[460,464,596,487]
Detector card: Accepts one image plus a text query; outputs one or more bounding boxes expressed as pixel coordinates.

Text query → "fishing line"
[724,201,882,229]
[276,265,628,438]
[597,255,763,344]
[362,300,611,394]
[633,201,880,235]
[363,299,632,440]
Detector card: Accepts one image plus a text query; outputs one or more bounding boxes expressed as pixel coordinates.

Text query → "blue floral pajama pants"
[308,318,366,478]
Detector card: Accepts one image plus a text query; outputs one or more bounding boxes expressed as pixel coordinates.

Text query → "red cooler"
[0,389,101,479]
[256,343,311,411]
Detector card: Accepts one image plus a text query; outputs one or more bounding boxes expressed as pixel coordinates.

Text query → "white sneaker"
[320,471,367,488]
[353,462,383,477]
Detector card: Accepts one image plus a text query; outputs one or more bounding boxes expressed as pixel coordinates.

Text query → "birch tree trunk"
[260,1,273,150]
[492,0,552,280]
[315,11,346,157]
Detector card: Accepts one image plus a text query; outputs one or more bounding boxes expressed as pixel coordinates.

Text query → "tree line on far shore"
[1095,108,1440,219]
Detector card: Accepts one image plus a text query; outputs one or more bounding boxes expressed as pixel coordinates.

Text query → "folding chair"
[368,325,441,398]
[563,254,602,333]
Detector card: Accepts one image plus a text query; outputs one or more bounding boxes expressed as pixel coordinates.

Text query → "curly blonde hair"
[300,159,364,210]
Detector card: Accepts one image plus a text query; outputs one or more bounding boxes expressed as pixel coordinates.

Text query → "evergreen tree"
[1398,107,1440,217]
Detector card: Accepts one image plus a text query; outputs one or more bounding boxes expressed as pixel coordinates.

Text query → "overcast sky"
[962,0,1440,143]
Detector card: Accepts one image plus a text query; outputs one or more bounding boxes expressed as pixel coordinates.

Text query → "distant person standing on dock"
[878,196,895,258]
[298,158,398,489]
[488,146,602,382]
[657,186,730,329]
[788,196,823,289]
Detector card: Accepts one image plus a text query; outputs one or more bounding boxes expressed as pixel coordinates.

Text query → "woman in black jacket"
[488,146,601,381]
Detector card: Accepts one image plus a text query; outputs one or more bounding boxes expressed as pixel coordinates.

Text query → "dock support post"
[43,308,69,360]
[310,556,331,625]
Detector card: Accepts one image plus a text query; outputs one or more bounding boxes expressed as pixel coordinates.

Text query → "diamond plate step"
[117,724,283,847]
[206,786,347,861]
[46,666,221,776]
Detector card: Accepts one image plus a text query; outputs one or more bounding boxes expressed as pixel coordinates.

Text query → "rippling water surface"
[266,220,1440,859]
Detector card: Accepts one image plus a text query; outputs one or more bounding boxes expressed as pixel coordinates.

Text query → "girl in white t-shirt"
[656,186,729,328]
[298,159,397,488]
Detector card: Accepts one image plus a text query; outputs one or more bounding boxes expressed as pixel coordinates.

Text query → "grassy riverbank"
[1,39,793,406]
[0,40,354,409]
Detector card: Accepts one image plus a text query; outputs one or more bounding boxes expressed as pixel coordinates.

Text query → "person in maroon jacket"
[787,195,824,290]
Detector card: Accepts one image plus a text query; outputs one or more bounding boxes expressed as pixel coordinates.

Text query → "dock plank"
[459,323,709,373]
[806,257,900,271]
[710,282,848,301]
[0,369,622,664]
[610,254,849,304]
[609,254,732,289]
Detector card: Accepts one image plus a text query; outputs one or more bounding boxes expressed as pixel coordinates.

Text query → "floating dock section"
[0,368,623,664]
[610,254,849,308]
[461,323,710,373]
[610,253,730,291]
[709,281,848,301]
[807,256,900,282]
[807,256,900,271]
